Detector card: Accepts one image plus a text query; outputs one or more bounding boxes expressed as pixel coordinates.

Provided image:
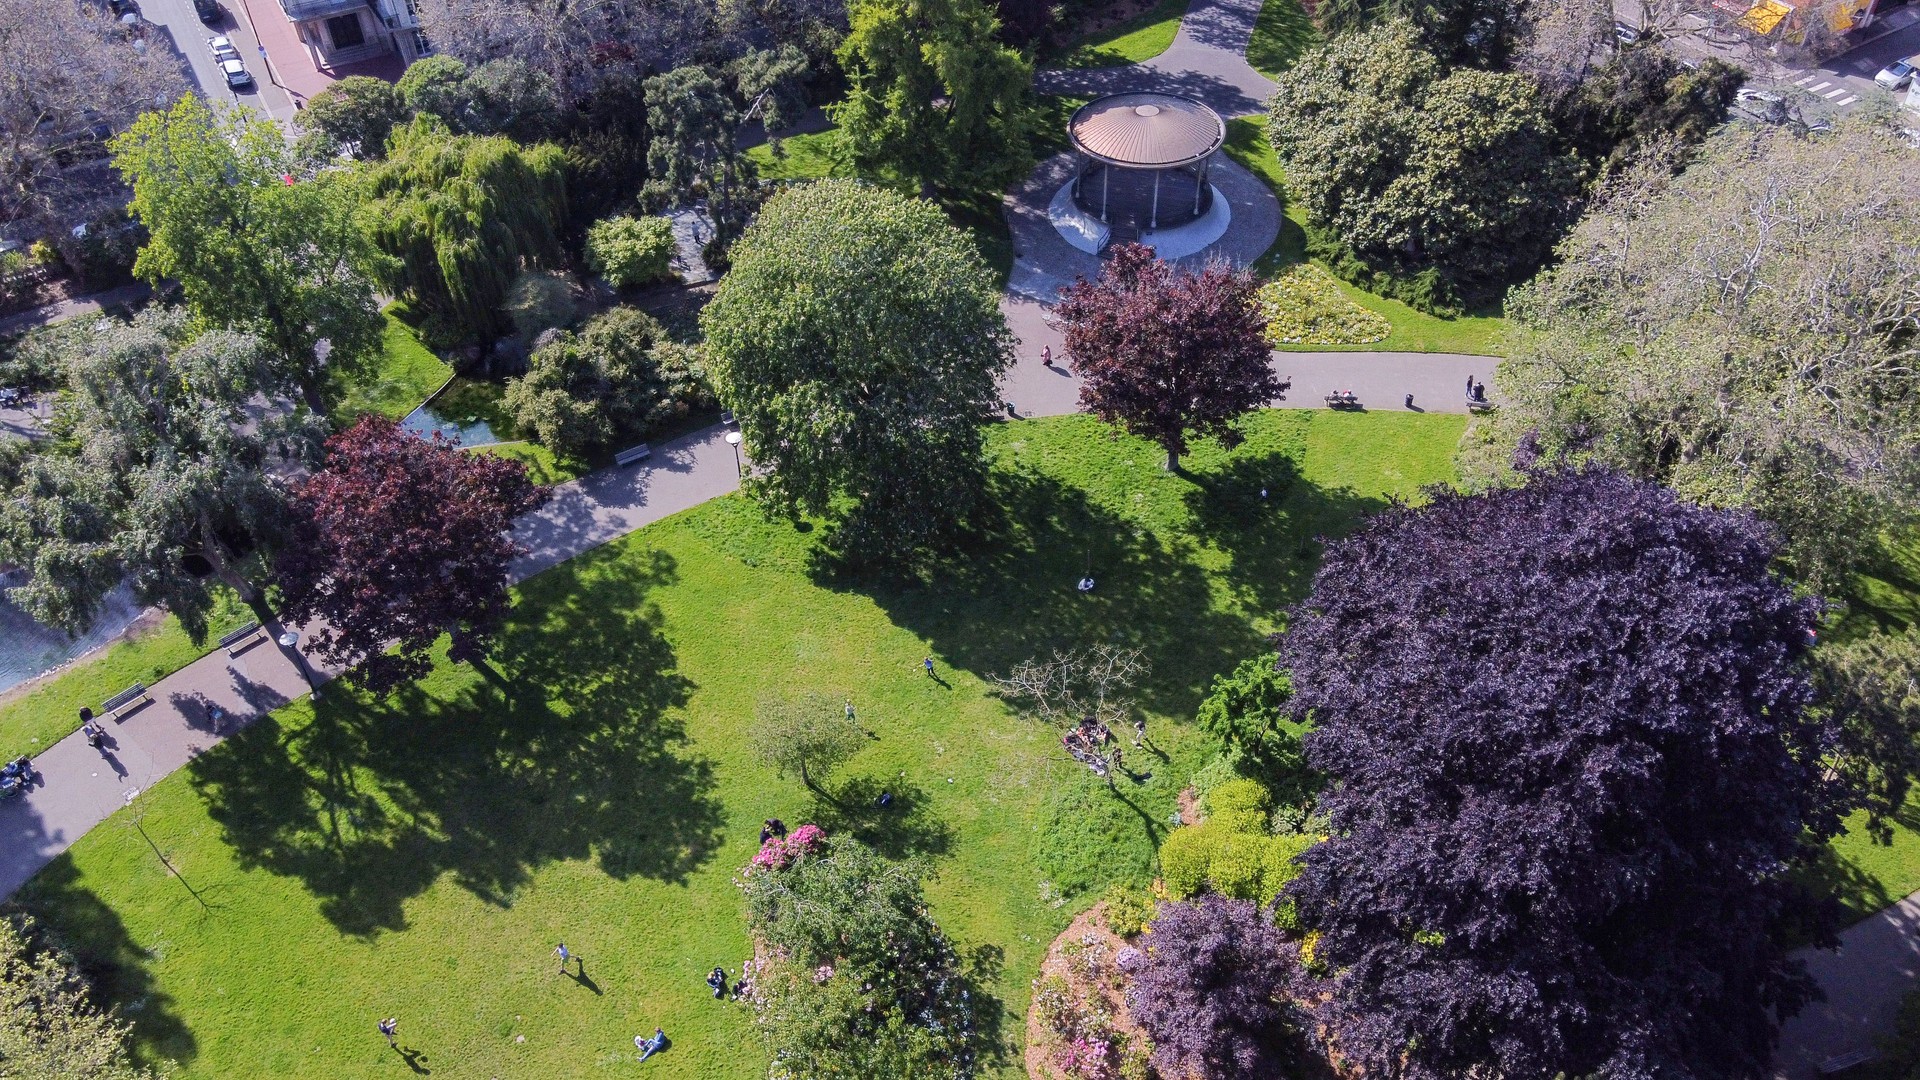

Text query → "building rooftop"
[1068,93,1226,169]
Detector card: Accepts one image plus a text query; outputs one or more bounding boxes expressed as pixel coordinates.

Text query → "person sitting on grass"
[637,1028,667,1061]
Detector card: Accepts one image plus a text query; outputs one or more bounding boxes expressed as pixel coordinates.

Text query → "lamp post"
[278,629,319,701]
[725,430,743,479]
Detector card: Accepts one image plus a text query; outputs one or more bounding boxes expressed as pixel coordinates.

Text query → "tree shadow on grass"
[1181,449,1383,620]
[185,548,724,935]
[6,856,196,1069]
[837,455,1382,721]
[805,774,953,860]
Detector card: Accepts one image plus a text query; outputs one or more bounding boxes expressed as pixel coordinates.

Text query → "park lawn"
[1054,0,1188,68]
[0,589,254,765]
[12,409,1466,1079]
[745,129,848,182]
[1247,0,1320,79]
[323,309,452,427]
[1815,796,1920,923]
[1222,118,1508,357]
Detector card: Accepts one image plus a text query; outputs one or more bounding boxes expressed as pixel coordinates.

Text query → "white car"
[207,34,239,61]
[219,56,254,90]
[1875,57,1918,90]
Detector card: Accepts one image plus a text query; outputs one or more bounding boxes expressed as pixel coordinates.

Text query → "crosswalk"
[1793,74,1860,106]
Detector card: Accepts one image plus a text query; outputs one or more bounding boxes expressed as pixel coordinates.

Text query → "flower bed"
[1025,903,1155,1080]
[1257,264,1391,346]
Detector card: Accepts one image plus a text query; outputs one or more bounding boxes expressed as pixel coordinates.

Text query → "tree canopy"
[1278,468,1845,1080]
[0,309,317,639]
[1267,19,1581,295]
[360,117,568,340]
[0,914,165,1080]
[1057,243,1279,471]
[0,0,184,233]
[738,835,981,1077]
[832,0,1033,194]
[750,691,869,795]
[112,95,385,412]
[296,76,409,160]
[699,180,1013,565]
[1470,121,1920,587]
[641,65,756,244]
[275,416,550,691]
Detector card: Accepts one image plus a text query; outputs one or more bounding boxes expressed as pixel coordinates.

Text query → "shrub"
[1102,881,1157,939]
[1256,263,1391,345]
[502,306,713,457]
[585,214,677,287]
[1189,747,1246,804]
[1204,778,1270,818]
[1159,826,1220,899]
[1126,895,1298,1079]
[1209,832,1267,899]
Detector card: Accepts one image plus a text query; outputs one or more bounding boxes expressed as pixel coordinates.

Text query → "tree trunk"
[299,377,326,416]
[1164,447,1180,472]
[197,512,261,604]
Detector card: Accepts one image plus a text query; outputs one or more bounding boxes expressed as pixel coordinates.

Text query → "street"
[128,0,297,120]
[1750,10,1920,117]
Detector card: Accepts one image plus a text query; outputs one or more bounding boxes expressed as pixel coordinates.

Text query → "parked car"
[207,34,239,61]
[1614,22,1643,44]
[219,55,254,90]
[194,0,221,22]
[1875,57,1918,90]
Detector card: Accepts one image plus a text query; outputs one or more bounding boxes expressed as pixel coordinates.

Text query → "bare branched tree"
[0,0,185,232]
[996,645,1149,782]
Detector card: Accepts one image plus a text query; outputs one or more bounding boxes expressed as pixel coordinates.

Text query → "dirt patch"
[1025,903,1154,1078]
[1176,786,1201,825]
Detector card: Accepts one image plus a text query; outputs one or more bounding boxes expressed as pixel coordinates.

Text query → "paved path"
[0,283,152,337]
[1037,0,1277,118]
[1776,900,1920,1078]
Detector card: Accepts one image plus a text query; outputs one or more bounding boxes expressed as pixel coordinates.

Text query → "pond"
[398,376,513,448]
[0,571,146,697]
[400,400,500,447]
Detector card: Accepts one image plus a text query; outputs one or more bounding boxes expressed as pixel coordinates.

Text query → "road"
[1735,11,1920,119]
[129,0,296,120]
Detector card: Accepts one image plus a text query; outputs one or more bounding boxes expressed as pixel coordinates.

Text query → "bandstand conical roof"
[1068,93,1226,169]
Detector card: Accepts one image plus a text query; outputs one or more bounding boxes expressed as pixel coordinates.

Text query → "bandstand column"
[1150,170,1160,229]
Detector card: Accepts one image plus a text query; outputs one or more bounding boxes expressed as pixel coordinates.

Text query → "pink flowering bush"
[746,824,829,874]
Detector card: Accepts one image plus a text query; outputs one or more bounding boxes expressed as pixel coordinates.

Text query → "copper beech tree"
[1056,244,1279,471]
[276,416,550,692]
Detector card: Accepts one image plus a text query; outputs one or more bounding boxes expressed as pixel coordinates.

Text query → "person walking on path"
[1041,345,1052,367]
[555,942,572,973]
[637,1028,666,1061]
[379,1017,399,1048]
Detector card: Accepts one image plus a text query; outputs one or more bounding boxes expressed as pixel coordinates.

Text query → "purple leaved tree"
[1278,468,1849,1079]
[1123,894,1297,1079]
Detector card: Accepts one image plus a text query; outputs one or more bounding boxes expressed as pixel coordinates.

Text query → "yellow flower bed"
[1257,264,1392,346]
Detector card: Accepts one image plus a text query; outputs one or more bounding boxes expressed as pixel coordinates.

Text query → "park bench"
[218,620,267,658]
[719,410,735,426]
[101,683,150,722]
[1467,397,1495,414]
[615,442,652,467]
[1818,1049,1877,1074]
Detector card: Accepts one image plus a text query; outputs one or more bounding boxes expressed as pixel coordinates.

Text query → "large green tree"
[832,0,1033,195]
[1267,19,1582,295]
[112,95,385,412]
[360,117,568,340]
[295,75,408,160]
[641,65,756,243]
[503,307,712,457]
[0,914,165,1080]
[1468,121,1920,586]
[699,180,1013,565]
[0,309,319,637]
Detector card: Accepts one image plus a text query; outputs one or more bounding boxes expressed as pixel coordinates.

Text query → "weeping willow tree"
[361,117,568,339]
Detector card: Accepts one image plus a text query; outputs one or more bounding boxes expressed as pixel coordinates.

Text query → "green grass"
[1246,0,1321,79]
[1812,794,1920,923]
[0,589,254,763]
[473,440,582,486]
[13,410,1465,1078]
[1053,0,1188,68]
[1222,117,1508,357]
[746,129,848,183]
[324,310,453,427]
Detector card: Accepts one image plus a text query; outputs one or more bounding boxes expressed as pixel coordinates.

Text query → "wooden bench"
[1818,1049,1877,1074]
[218,620,267,658]
[101,683,150,722]
[1467,397,1495,413]
[614,442,652,467]
[719,410,735,426]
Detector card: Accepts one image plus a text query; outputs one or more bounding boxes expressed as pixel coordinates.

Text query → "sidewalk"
[0,283,153,337]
